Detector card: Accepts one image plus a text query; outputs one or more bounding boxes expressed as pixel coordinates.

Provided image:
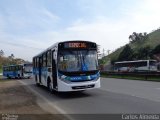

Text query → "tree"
[0,50,4,57]
[139,33,143,41]
[152,44,160,54]
[129,35,134,42]
[133,32,140,41]
[129,32,136,43]
[8,54,15,64]
[136,46,151,59]
[129,32,148,43]
[110,57,118,65]
[11,54,14,59]
[118,44,134,61]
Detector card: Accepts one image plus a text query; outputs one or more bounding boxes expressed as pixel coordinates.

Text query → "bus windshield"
[150,61,157,66]
[24,64,32,73]
[58,50,98,72]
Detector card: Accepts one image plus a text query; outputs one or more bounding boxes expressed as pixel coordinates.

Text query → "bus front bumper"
[57,78,100,92]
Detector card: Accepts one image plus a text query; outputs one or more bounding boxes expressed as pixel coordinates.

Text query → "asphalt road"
[20,77,160,119]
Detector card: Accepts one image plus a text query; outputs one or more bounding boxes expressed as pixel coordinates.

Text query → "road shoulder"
[0,79,68,120]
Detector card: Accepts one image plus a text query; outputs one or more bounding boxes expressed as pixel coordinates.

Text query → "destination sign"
[65,42,87,48]
[59,41,97,49]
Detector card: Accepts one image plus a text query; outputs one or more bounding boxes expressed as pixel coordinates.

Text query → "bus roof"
[115,60,157,64]
[3,64,23,67]
[33,40,96,58]
[3,63,32,67]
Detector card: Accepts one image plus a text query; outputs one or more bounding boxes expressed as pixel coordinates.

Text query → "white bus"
[114,60,157,72]
[33,40,100,92]
[23,63,33,78]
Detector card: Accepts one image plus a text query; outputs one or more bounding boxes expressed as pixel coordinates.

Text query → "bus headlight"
[59,75,71,83]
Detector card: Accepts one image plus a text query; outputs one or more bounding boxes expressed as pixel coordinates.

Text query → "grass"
[0,66,2,80]
[0,76,4,81]
[0,76,10,82]
[0,73,4,81]
[101,74,160,82]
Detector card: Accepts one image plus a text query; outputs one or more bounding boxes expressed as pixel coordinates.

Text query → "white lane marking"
[19,80,74,120]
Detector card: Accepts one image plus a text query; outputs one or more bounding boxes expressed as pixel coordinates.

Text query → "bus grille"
[72,84,95,90]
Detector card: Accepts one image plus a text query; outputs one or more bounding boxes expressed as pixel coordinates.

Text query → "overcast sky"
[0,0,160,61]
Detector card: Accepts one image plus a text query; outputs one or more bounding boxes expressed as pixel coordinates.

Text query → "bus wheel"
[47,79,53,93]
[18,74,20,79]
[7,75,11,79]
[7,74,9,79]
[36,82,40,87]
[35,76,40,86]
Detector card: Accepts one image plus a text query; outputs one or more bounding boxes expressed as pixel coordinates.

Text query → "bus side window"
[35,58,38,68]
[34,58,36,68]
[47,50,51,67]
[6,67,8,71]
[42,53,47,67]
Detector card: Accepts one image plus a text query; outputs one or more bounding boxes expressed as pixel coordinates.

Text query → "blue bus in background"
[3,65,23,78]
[3,63,32,79]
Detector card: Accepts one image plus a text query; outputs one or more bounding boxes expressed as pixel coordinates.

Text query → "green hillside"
[101,28,160,64]
[145,29,160,47]
[130,29,160,50]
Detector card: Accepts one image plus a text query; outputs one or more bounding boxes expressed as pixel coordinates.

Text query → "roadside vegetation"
[0,78,9,82]
[0,50,30,73]
[101,73,160,82]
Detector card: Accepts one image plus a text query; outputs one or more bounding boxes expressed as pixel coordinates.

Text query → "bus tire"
[36,83,40,87]
[35,75,37,81]
[18,74,20,79]
[35,77,40,86]
[47,78,53,93]
[7,74,9,78]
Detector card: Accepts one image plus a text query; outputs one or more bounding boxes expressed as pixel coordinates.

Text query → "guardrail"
[100,71,160,80]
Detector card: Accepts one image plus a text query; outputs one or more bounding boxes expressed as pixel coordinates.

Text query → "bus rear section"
[33,41,101,92]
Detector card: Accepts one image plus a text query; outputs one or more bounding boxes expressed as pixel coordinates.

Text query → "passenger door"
[52,50,57,89]
[38,57,42,83]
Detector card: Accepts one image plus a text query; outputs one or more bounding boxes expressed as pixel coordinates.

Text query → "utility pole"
[102,49,106,57]
[97,45,102,59]
[107,50,111,55]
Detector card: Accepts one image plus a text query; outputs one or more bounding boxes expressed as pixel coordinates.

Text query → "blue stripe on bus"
[58,72,100,82]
